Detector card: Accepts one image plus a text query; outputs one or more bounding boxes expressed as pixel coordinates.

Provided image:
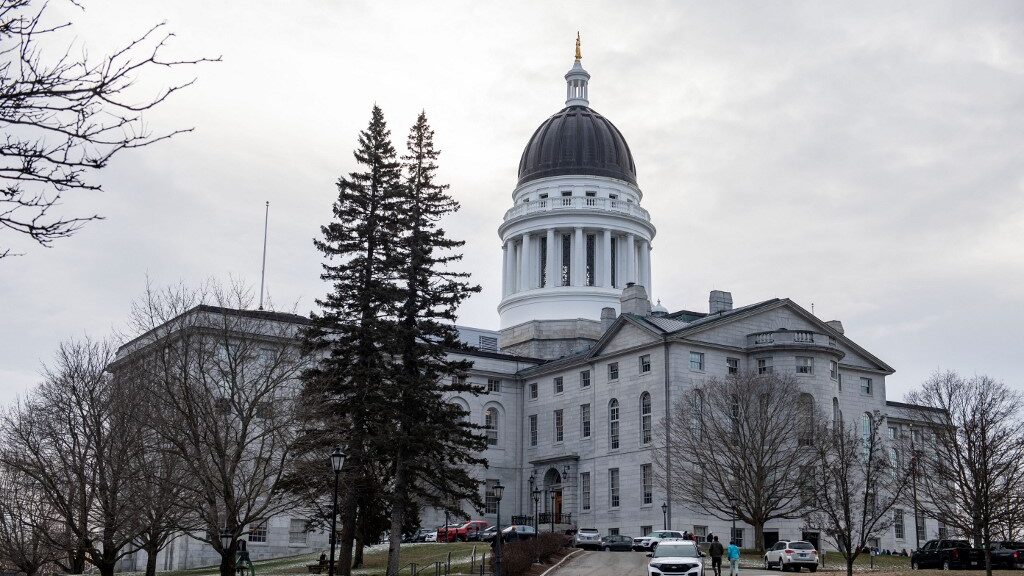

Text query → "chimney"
[826,320,845,335]
[709,290,733,314]
[600,307,616,331]
[620,283,652,316]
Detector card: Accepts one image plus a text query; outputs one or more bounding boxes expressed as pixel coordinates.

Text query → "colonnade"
[501,228,652,297]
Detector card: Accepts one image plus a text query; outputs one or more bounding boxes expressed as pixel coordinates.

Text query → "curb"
[538,548,585,576]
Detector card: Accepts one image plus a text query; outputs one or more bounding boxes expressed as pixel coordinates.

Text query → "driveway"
[550,550,784,576]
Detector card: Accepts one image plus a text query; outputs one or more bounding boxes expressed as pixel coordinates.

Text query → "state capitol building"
[118,45,939,571]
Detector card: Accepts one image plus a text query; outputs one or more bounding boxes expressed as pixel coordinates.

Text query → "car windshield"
[791,542,815,550]
[580,529,599,534]
[654,543,698,558]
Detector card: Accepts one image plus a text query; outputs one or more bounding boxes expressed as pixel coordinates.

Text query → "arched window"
[798,393,815,446]
[832,398,841,428]
[690,389,705,441]
[640,392,652,444]
[861,412,873,456]
[484,407,499,446]
[609,399,620,449]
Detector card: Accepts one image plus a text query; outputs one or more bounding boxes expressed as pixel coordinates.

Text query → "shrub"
[534,532,565,563]
[489,541,534,576]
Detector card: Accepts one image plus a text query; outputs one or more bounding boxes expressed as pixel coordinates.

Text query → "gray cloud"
[1,0,1021,405]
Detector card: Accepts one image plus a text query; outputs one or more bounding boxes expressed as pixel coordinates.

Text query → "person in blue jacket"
[727,539,741,576]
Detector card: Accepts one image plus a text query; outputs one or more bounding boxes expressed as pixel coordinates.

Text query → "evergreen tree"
[299,105,404,576]
[384,112,485,576]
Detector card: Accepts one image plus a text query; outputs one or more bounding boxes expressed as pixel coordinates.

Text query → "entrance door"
[554,490,563,520]
[802,531,820,551]
[764,531,780,550]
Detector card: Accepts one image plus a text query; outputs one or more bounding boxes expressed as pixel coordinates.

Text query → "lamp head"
[330,447,346,472]
[493,482,505,501]
[220,528,232,550]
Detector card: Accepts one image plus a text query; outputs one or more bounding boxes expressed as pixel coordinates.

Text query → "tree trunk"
[846,557,855,576]
[754,523,765,552]
[219,549,234,576]
[386,462,407,576]
[337,487,357,576]
[352,509,365,569]
[145,543,160,576]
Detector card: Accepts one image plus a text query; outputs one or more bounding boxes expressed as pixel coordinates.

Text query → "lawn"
[739,550,918,572]
[161,542,487,576]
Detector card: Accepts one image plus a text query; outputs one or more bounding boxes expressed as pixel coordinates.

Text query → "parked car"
[990,541,1024,568]
[433,524,461,542]
[647,540,703,576]
[911,539,984,570]
[423,530,438,543]
[601,534,635,552]
[438,520,490,542]
[764,540,818,572]
[479,526,499,542]
[502,524,537,541]
[637,530,686,551]
[574,528,602,549]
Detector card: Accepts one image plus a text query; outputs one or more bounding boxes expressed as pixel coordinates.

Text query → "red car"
[439,520,490,542]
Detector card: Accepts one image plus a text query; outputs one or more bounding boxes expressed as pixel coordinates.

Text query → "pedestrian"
[709,536,724,576]
[727,539,741,576]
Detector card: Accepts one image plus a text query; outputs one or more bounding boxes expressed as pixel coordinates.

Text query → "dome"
[517,105,637,186]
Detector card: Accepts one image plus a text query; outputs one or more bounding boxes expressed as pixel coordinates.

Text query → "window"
[797,393,814,446]
[938,522,948,539]
[861,413,873,455]
[640,392,653,444]
[757,357,773,374]
[832,397,841,427]
[838,373,843,391]
[727,357,739,375]
[554,409,564,443]
[641,464,653,505]
[641,526,653,536]
[586,234,596,286]
[894,509,905,539]
[580,370,591,388]
[580,404,591,438]
[609,468,620,508]
[830,360,839,380]
[249,521,267,543]
[484,408,498,446]
[529,382,538,399]
[689,351,705,371]
[731,527,744,548]
[478,336,498,352]
[289,519,308,545]
[917,512,926,542]
[610,237,617,287]
[861,377,873,395]
[561,234,571,285]
[451,374,466,386]
[796,356,814,374]
[581,472,591,511]
[539,236,547,287]
[609,399,620,449]
[485,480,499,514]
[554,376,564,394]
[693,525,708,540]
[608,362,619,380]
[690,390,705,440]
[487,378,501,393]
[640,354,652,373]
[608,528,620,536]
[529,415,538,446]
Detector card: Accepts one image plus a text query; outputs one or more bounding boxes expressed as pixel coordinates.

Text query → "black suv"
[911,539,984,570]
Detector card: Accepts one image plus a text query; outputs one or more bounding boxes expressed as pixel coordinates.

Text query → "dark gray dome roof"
[517,105,637,186]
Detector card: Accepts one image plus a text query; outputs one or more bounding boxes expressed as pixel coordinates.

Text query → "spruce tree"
[300,105,404,576]
[384,112,485,576]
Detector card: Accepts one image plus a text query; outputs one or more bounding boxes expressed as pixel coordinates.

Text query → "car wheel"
[942,560,951,570]
[765,557,770,570]
[911,561,920,570]
[808,567,817,573]
[603,546,610,552]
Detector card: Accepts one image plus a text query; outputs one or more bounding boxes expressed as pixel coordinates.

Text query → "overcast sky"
[1,1,1022,407]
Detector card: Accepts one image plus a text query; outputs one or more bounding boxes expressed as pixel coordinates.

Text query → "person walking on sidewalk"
[727,539,741,576]
[709,536,724,576]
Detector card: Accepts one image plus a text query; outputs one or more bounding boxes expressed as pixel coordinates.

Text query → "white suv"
[648,540,704,576]
[574,528,601,549]
[637,530,686,551]
[764,540,819,572]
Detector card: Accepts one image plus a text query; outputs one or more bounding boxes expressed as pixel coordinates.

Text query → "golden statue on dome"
[575,32,582,60]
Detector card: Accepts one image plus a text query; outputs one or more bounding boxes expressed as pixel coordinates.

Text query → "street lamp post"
[532,488,541,532]
[494,482,505,576]
[550,490,557,533]
[328,448,346,576]
[220,527,234,573]
[729,497,738,546]
[661,502,668,530]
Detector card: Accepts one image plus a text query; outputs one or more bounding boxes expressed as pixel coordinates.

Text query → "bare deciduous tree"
[804,410,910,576]
[1,338,143,576]
[906,372,1024,576]
[0,465,60,576]
[121,281,306,576]
[0,0,217,257]
[655,372,814,551]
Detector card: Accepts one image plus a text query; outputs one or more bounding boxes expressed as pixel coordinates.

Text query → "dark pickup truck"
[990,541,1024,568]
[911,539,985,570]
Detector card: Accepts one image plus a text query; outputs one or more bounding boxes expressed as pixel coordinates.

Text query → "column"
[601,229,612,287]
[503,239,516,296]
[644,242,653,296]
[639,239,651,292]
[626,233,636,285]
[520,232,532,291]
[546,228,556,288]
[573,227,585,286]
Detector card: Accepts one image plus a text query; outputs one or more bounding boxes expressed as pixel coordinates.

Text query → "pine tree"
[300,105,404,576]
[384,112,485,576]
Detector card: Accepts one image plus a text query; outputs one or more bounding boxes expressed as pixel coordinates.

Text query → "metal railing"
[503,196,651,223]
[537,512,572,525]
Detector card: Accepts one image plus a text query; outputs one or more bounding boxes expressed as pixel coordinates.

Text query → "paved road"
[550,550,784,576]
